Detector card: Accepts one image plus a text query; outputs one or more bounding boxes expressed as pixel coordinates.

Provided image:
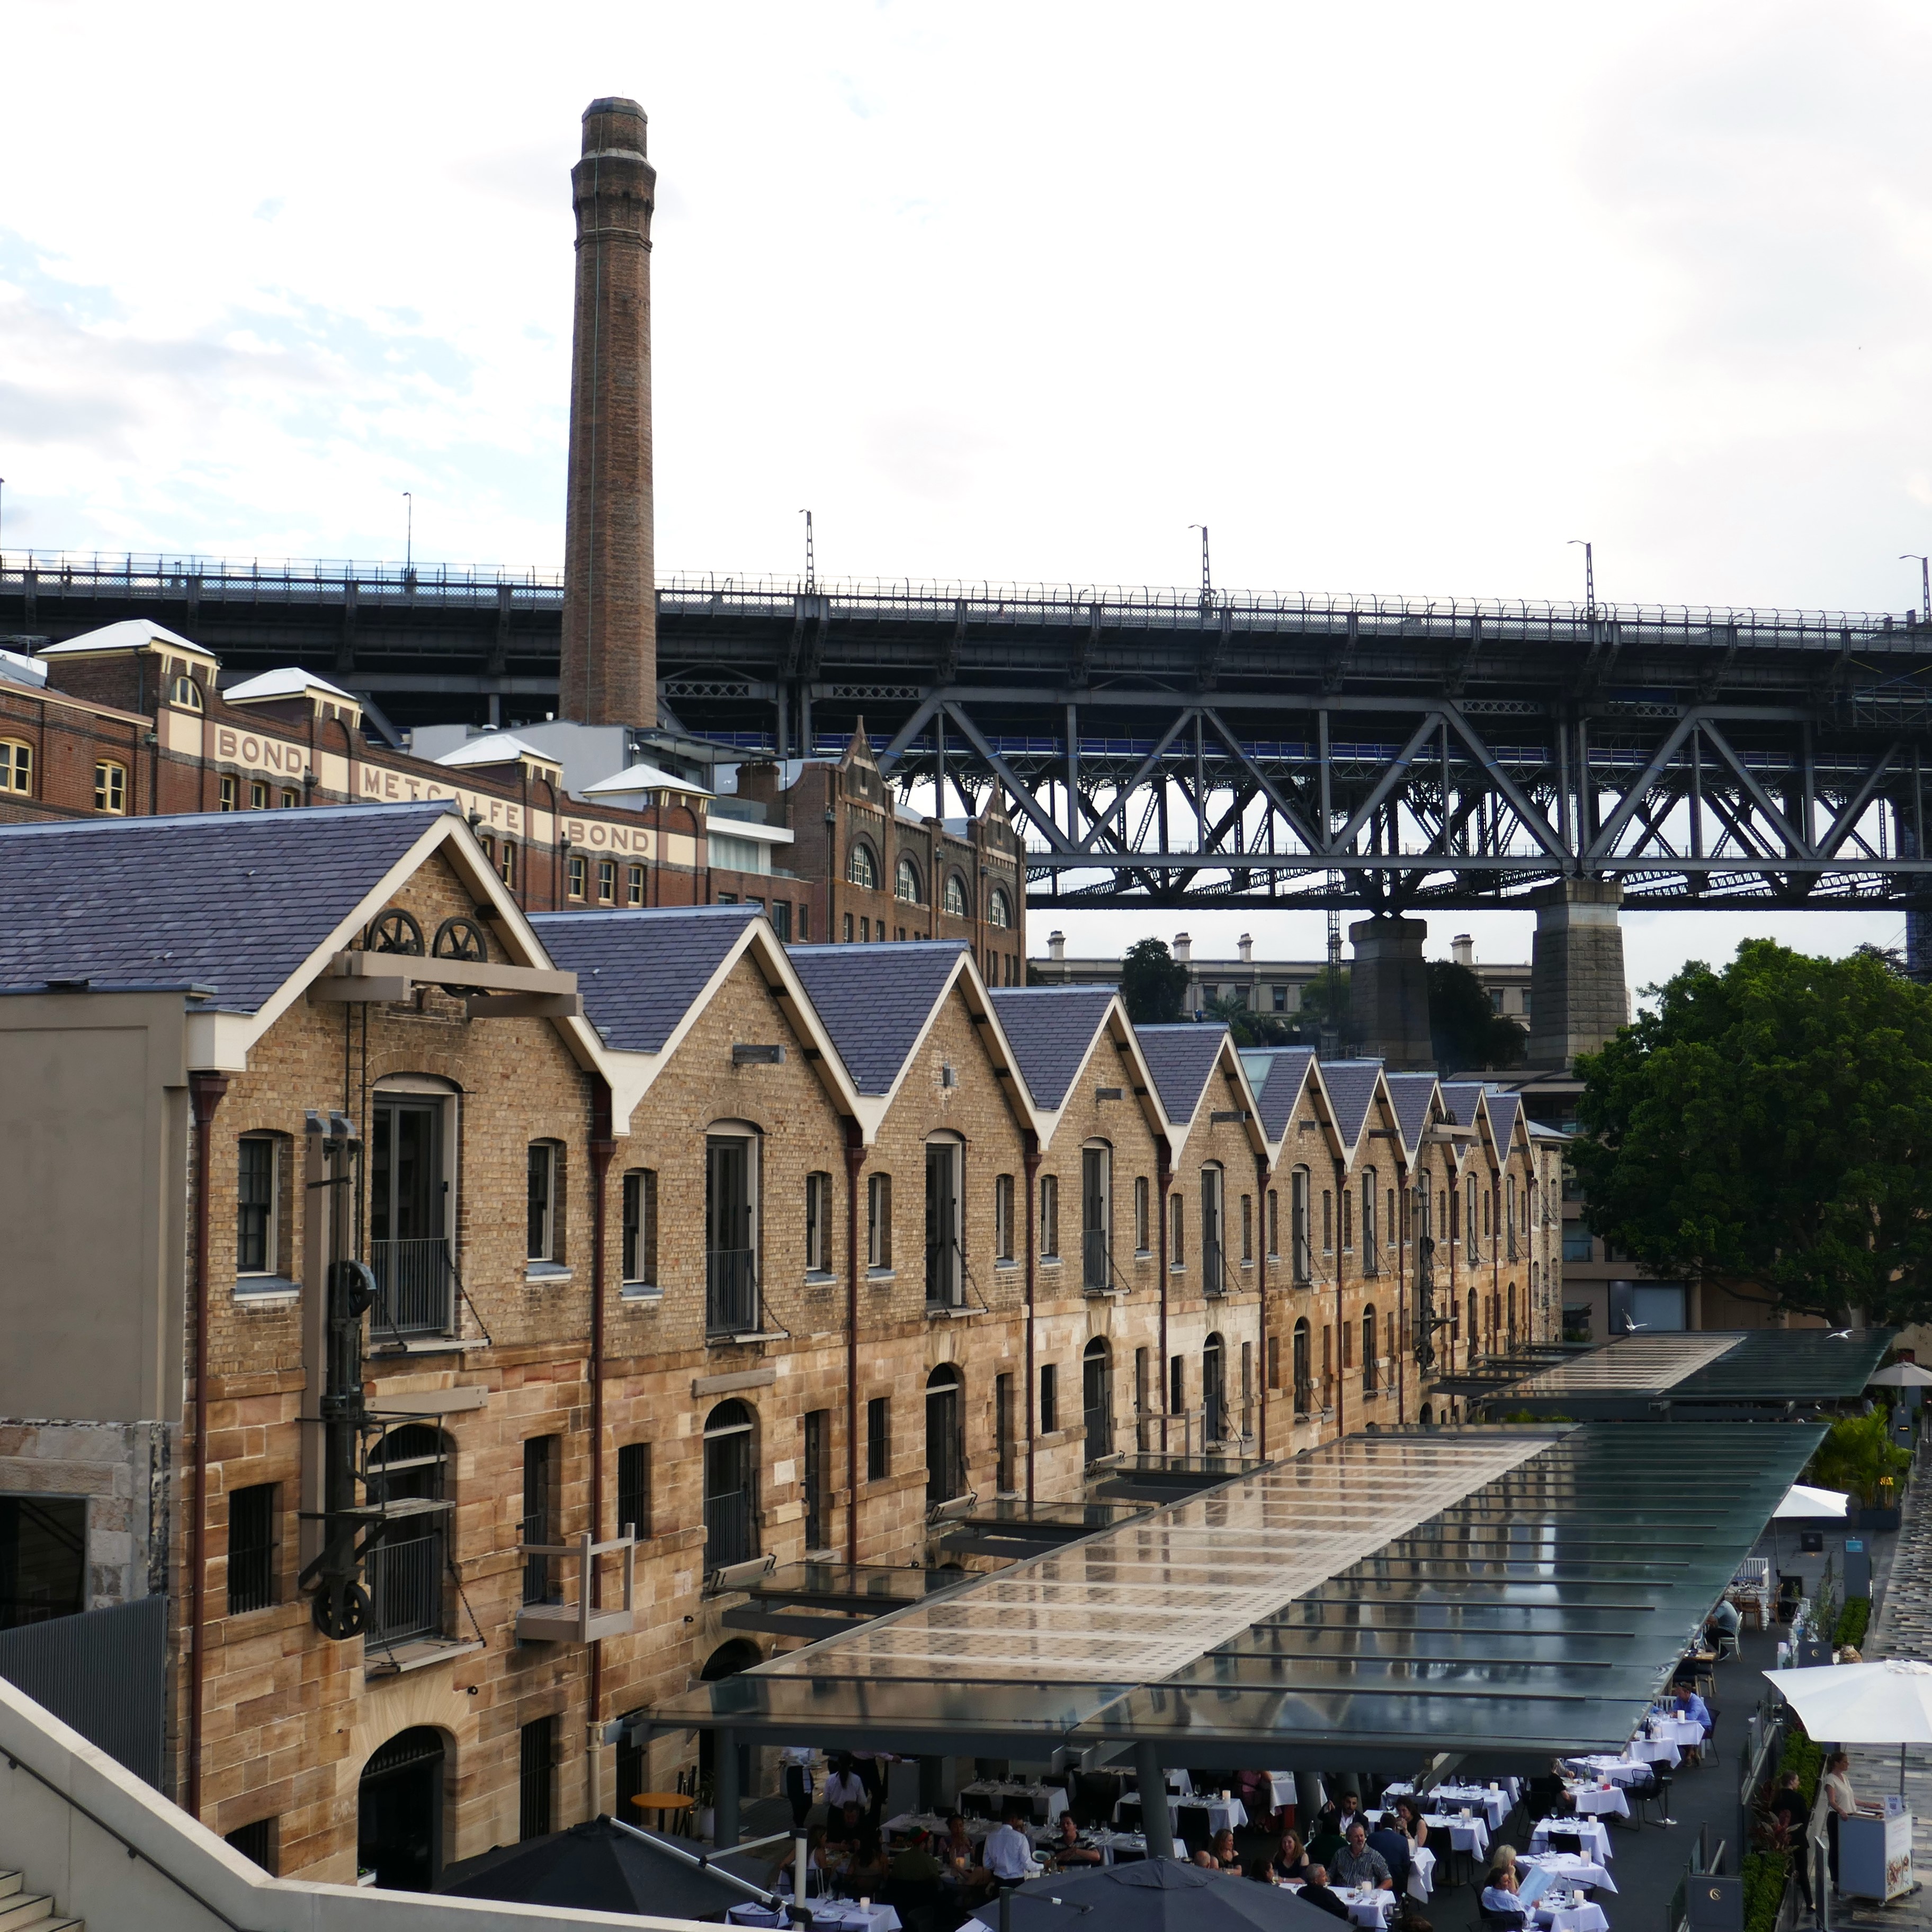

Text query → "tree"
[1427,959,1527,1071]
[1120,937,1189,1025]
[1204,991,1294,1048]
[1571,939,1932,1327]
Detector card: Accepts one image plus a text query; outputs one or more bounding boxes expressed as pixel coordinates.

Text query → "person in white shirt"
[982,1812,1035,1883]
[824,1756,867,1818]
[1482,1867,1529,1923]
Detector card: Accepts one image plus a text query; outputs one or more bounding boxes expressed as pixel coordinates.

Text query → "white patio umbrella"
[1869,1362,1932,1387]
[1765,1659,1932,1792]
[1773,1483,1853,1519]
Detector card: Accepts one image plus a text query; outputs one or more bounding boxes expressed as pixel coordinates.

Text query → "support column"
[714,1727,740,1848]
[1135,1741,1175,1859]
[1348,916,1432,1068]
[1528,880,1628,1070]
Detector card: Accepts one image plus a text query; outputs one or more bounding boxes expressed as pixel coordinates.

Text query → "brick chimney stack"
[560,97,657,726]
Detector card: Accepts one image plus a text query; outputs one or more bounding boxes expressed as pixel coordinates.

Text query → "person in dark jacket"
[1301,1863,1353,1920]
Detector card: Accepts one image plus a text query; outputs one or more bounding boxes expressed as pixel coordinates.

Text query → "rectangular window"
[627,863,646,906]
[522,1435,558,1606]
[867,1172,892,1268]
[616,1442,650,1540]
[219,773,237,811]
[1293,1169,1312,1282]
[593,858,613,904]
[518,1716,556,1841]
[1241,1193,1254,1264]
[567,854,587,900]
[237,1135,279,1275]
[249,779,269,810]
[771,899,791,941]
[1,1496,85,1630]
[526,1144,557,1261]
[1169,1194,1185,1268]
[1341,1188,1353,1251]
[279,788,299,808]
[1039,1363,1057,1435]
[622,1169,657,1287]
[1134,1175,1150,1253]
[994,1173,1015,1262]
[1266,1334,1281,1391]
[859,916,870,941]
[1267,1189,1278,1259]
[797,906,809,941]
[0,740,33,795]
[224,1818,276,1873]
[500,841,517,889]
[1039,1174,1059,1259]
[95,760,126,814]
[803,1411,829,1552]
[1563,1226,1595,1263]
[227,1482,276,1614]
[995,1374,1014,1491]
[805,1171,830,1273]
[1134,1347,1151,1451]
[1168,1354,1185,1416]
[1362,1174,1378,1275]
[843,913,854,942]
[866,1396,890,1481]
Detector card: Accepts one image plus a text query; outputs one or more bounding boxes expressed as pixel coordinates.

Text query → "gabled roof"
[1484,1088,1524,1155]
[1318,1059,1384,1153]
[988,986,1120,1111]
[1134,1025,1229,1128]
[1238,1045,1317,1143]
[222,666,360,705]
[788,942,974,1097]
[1441,1080,1487,1129]
[0,803,452,1012]
[533,906,764,1054]
[1382,1071,1441,1158]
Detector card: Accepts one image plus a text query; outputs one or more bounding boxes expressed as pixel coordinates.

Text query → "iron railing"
[1203,1245,1228,1297]
[366,1532,442,1644]
[1082,1227,1111,1293]
[925,1237,964,1310]
[521,1510,551,1606]
[369,1237,454,1337]
[704,1492,757,1571]
[706,1248,759,1335]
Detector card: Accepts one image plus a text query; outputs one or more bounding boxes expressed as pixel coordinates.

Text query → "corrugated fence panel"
[0,1594,167,1787]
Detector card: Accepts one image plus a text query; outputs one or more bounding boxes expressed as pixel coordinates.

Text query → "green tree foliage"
[1427,959,1527,1071]
[1571,940,1932,1325]
[1809,1410,1911,1506]
[1120,937,1189,1025]
[1203,991,1295,1048]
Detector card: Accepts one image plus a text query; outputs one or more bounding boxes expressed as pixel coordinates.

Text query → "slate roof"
[1441,1080,1487,1129]
[788,942,968,1094]
[0,802,453,1011]
[1135,1024,1231,1126]
[988,986,1118,1111]
[1484,1088,1523,1149]
[1239,1046,1317,1141]
[1319,1059,1384,1149]
[1382,1072,1441,1151]
[531,905,764,1054]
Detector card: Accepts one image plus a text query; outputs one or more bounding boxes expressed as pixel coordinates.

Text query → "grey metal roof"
[1239,1046,1317,1141]
[788,942,969,1094]
[1382,1071,1440,1150]
[0,802,453,1013]
[1135,1024,1230,1125]
[988,986,1119,1110]
[531,905,763,1053]
[1319,1059,1383,1147]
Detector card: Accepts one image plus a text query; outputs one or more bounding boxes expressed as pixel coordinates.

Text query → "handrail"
[2,1745,251,1932]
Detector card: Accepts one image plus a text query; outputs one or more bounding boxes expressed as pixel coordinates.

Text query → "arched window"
[703,1400,757,1569]
[1202,1333,1226,1443]
[895,854,923,904]
[943,872,969,917]
[925,1364,965,1505]
[988,887,1012,929]
[358,1725,447,1891]
[365,1425,449,1644]
[1362,1304,1378,1394]
[0,739,32,795]
[169,673,204,712]
[1292,1317,1312,1417]
[1082,1338,1113,1464]
[846,842,877,890]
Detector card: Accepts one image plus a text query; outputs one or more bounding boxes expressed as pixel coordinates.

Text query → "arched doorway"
[1081,1338,1113,1464]
[1202,1333,1226,1444]
[696,1640,762,1795]
[703,1401,757,1570]
[357,1726,445,1891]
[925,1364,965,1505]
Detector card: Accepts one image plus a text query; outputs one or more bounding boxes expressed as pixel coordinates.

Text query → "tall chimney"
[561,97,657,726]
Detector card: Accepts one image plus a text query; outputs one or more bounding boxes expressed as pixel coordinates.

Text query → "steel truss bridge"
[8,551,1932,914]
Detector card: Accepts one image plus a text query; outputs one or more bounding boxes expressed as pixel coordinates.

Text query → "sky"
[3,0,1928,987]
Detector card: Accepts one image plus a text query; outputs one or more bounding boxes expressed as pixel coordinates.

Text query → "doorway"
[1203,1333,1226,1444]
[1082,1338,1114,1464]
[706,1136,758,1335]
[925,1365,965,1506]
[925,1141,962,1308]
[370,1096,446,1333]
[357,1726,445,1891]
[702,1402,757,1570]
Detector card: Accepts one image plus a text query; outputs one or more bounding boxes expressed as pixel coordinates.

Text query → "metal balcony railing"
[366,1532,442,1644]
[704,1494,757,1572]
[925,1238,964,1310]
[1082,1227,1111,1293]
[369,1238,454,1337]
[1203,1246,1228,1297]
[706,1248,759,1335]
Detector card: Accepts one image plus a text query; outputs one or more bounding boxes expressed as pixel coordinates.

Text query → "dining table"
[1534,1899,1610,1932]
[958,1779,1069,1827]
[1365,1808,1490,1859]
[1562,1754,1660,1787]
[1112,1791,1249,1836]
[1286,1881,1401,1927]
[1522,1853,1617,1894]
[1529,1818,1615,1862]
[1564,1783,1631,1820]
[728,1905,902,1931]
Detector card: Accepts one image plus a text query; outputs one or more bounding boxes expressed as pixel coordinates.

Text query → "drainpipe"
[587,1076,615,1820]
[185,1068,229,1820]
[1396,1172,1407,1424]
[1332,1156,1347,1441]
[844,1127,865,1564]
[1155,1146,1171,1454]
[1255,1153,1270,1459]
[1023,1138,1040,1502]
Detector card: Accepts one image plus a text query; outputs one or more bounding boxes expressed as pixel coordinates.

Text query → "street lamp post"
[1902,554,1930,627]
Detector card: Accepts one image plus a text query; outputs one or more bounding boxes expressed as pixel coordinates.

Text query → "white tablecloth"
[1268,1772,1298,1808]
[1367,1808,1490,1859]
[1112,1793,1248,1835]
[1536,1903,1609,1932]
[730,1907,901,1931]
[1430,1785,1510,1830]
[959,1781,1068,1827]
[1649,1714,1706,1746]
[1530,1819,1615,1862]
[1085,1829,1148,1865]
[1564,1754,1655,1787]
[1523,1854,1617,1894]
[1287,1883,1400,1927]
[1169,1769,1194,1794]
[1629,1738,1681,1768]
[1566,1785,1630,1819]
[1407,1844,1438,1902]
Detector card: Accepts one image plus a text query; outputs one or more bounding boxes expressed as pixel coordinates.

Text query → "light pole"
[799,509,814,591]
[1902,554,1930,627]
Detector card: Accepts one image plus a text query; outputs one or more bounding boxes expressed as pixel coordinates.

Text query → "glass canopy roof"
[646,1420,1821,1761]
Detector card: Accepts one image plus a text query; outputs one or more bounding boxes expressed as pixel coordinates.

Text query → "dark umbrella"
[968,1859,1355,1929]
[439,1813,774,1920]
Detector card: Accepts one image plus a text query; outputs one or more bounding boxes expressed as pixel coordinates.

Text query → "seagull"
[1828,1330,1853,1340]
